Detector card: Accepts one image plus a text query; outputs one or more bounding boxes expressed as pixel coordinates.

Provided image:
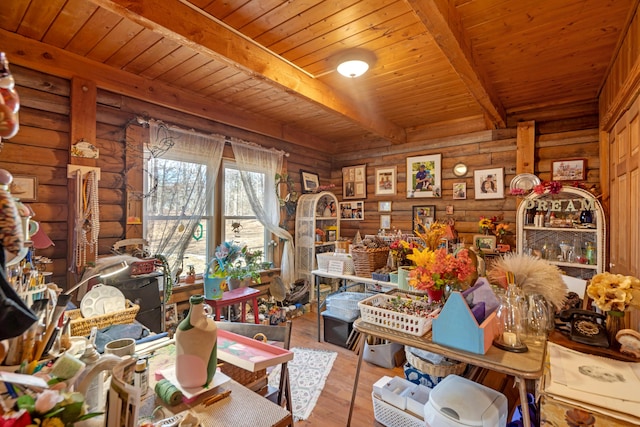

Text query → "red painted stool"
[205,287,260,323]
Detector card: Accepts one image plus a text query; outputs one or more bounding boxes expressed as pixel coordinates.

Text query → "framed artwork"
[474,167,504,199]
[11,175,38,202]
[445,205,454,215]
[378,201,392,212]
[406,154,441,198]
[342,164,367,199]
[412,205,435,230]
[380,214,391,229]
[300,170,320,193]
[339,201,364,220]
[452,182,466,200]
[551,158,586,181]
[474,235,497,251]
[375,166,396,195]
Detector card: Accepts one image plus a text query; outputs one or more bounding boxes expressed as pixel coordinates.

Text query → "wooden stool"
[206,287,260,323]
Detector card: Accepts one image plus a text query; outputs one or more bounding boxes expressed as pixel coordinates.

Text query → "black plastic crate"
[321,311,354,348]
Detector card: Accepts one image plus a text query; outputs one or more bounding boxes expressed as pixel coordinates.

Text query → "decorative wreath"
[275,173,299,207]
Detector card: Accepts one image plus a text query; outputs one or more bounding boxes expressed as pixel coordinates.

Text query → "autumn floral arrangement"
[1,389,101,427]
[407,246,475,292]
[403,222,475,292]
[587,272,640,313]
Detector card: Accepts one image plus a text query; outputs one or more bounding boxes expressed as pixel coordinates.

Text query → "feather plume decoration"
[486,253,567,309]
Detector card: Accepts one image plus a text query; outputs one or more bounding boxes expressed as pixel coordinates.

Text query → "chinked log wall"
[5,65,330,287]
[332,111,601,246]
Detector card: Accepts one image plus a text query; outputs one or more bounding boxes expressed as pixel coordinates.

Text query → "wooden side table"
[206,287,260,323]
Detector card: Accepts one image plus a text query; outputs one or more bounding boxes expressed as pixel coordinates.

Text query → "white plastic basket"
[358,294,438,336]
[316,252,355,274]
[372,392,423,427]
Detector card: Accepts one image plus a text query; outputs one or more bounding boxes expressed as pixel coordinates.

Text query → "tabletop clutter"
[0,288,296,427]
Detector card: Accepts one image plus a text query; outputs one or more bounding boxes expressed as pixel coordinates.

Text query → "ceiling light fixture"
[334,48,376,78]
[337,59,370,78]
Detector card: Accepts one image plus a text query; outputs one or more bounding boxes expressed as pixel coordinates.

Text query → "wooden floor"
[287,311,403,427]
[287,311,520,426]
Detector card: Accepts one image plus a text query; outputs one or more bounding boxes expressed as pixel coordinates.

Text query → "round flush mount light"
[334,48,376,78]
[337,60,370,78]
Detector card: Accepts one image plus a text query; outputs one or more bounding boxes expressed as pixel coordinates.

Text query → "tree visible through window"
[223,165,266,258]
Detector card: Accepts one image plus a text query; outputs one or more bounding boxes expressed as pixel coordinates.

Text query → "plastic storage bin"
[326,292,369,320]
[321,310,354,348]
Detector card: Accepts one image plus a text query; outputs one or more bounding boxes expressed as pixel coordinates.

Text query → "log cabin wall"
[4,64,331,288]
[2,64,603,287]
[332,112,601,247]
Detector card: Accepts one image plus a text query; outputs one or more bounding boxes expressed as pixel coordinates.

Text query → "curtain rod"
[136,117,289,157]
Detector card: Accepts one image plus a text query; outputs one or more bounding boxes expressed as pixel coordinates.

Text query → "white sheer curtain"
[230,140,295,287]
[145,120,224,281]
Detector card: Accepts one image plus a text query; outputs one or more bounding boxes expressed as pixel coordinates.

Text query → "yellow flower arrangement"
[587,272,640,312]
[406,246,474,291]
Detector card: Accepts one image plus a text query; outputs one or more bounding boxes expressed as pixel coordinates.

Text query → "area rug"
[268,347,337,421]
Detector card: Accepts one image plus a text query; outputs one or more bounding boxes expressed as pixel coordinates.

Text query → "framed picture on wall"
[551,158,586,181]
[412,205,435,230]
[380,214,391,229]
[342,164,367,199]
[378,201,392,212]
[11,175,38,202]
[339,201,364,220]
[300,170,320,193]
[406,154,441,198]
[452,182,467,200]
[375,166,396,195]
[474,167,504,199]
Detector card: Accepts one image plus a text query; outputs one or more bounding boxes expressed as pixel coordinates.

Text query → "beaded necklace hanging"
[73,169,100,271]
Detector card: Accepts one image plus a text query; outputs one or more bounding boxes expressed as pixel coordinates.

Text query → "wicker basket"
[405,347,467,378]
[67,300,140,336]
[220,332,268,389]
[351,247,390,277]
[220,364,267,388]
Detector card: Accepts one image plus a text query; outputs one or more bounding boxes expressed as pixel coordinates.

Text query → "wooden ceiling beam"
[405,0,506,128]
[90,0,407,145]
[0,29,334,153]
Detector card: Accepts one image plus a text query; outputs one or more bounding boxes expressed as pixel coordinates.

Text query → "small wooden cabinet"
[516,186,605,280]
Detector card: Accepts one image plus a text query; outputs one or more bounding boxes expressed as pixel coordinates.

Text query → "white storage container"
[326,291,368,320]
[381,376,416,410]
[424,375,508,427]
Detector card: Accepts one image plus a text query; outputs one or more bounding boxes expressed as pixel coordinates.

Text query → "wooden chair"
[216,321,293,416]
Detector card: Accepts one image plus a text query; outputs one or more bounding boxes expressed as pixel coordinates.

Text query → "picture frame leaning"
[300,170,320,193]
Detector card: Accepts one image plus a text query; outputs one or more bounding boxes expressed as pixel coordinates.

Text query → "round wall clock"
[453,162,468,177]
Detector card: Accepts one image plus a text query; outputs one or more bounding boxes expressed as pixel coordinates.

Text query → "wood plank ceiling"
[0,0,634,153]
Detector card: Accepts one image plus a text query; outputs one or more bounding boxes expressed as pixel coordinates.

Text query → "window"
[144,154,214,275]
[222,162,267,258]
[144,157,270,276]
